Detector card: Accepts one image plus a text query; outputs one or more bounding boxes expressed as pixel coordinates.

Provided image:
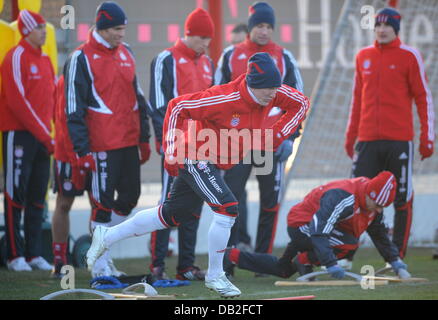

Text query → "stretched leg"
[91,171,204,253]
[227,241,298,278]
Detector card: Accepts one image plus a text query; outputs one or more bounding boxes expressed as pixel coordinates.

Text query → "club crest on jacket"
[230,113,240,127]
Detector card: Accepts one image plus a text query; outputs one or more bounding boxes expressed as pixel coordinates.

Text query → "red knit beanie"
[365,171,397,207]
[17,9,45,37]
[184,8,214,38]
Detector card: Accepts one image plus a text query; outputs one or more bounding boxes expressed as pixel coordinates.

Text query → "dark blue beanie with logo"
[375,7,401,34]
[246,53,281,88]
[96,1,127,30]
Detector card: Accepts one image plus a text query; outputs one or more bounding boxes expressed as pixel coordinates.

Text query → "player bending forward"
[86,52,309,297]
[224,171,409,280]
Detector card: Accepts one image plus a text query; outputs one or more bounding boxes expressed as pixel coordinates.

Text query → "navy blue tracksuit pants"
[149,156,203,272]
[89,146,141,223]
[353,140,413,258]
[2,131,50,261]
[160,159,238,228]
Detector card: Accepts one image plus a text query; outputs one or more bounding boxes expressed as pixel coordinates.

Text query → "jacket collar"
[241,37,276,53]
[374,37,401,50]
[237,74,268,108]
[20,38,42,57]
[174,38,201,60]
[88,29,119,55]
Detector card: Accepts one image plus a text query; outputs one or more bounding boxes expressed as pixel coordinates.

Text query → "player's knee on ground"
[276,256,298,278]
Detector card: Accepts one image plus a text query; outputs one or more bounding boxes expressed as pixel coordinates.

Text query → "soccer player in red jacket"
[0,10,54,271]
[224,172,409,280]
[345,8,435,260]
[148,8,215,281]
[86,52,309,298]
[215,2,304,261]
[64,2,151,277]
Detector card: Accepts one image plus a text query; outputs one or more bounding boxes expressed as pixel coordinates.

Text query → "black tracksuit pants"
[149,156,203,272]
[352,140,413,258]
[2,131,50,260]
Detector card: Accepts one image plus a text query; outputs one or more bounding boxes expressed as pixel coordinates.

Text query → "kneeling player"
[224,171,409,279]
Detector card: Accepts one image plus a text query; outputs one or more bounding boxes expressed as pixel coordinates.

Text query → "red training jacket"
[0,38,55,145]
[288,177,378,238]
[346,37,435,143]
[54,75,75,163]
[64,31,150,156]
[163,74,309,173]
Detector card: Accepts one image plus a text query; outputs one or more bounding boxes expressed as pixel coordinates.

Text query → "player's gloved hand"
[139,142,151,164]
[275,140,293,162]
[164,156,179,177]
[43,138,55,155]
[76,153,96,171]
[390,259,408,274]
[327,265,345,279]
[419,139,434,160]
[344,137,356,159]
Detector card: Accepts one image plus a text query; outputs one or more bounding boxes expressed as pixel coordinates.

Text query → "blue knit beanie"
[248,2,275,32]
[96,1,127,30]
[375,8,401,34]
[246,53,281,88]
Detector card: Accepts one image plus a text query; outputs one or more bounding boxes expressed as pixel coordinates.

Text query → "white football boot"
[7,257,32,272]
[28,256,53,271]
[205,272,241,298]
[87,225,109,271]
[107,258,126,277]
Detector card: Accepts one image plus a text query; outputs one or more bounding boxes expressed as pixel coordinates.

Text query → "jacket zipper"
[376,45,382,139]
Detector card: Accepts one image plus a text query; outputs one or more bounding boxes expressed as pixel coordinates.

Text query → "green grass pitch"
[0,247,437,300]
